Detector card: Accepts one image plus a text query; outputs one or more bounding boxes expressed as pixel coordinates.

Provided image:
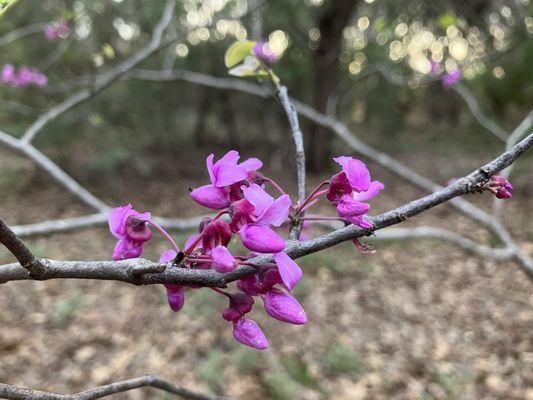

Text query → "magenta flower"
[327,157,384,229]
[1,64,15,84]
[252,41,278,64]
[232,318,269,350]
[236,183,291,253]
[237,269,283,296]
[211,245,236,272]
[44,20,69,41]
[201,219,232,250]
[264,288,307,325]
[488,175,513,199]
[442,69,461,89]
[16,67,32,87]
[160,249,185,312]
[109,204,152,260]
[190,150,262,209]
[223,292,254,322]
[429,60,440,75]
[273,251,302,291]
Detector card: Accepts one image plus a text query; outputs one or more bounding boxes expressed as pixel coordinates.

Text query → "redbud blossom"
[211,245,236,273]
[109,204,152,260]
[252,41,278,64]
[442,70,461,88]
[232,318,269,350]
[160,250,185,312]
[264,288,307,325]
[223,293,254,322]
[489,175,513,199]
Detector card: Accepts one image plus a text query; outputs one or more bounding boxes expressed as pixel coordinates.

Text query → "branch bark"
[0,374,228,400]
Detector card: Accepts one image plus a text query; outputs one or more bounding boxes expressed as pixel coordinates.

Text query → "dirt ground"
[0,147,532,400]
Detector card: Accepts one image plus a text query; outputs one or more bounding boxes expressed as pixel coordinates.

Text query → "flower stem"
[264,177,287,195]
[294,180,329,215]
[300,216,347,221]
[148,220,180,253]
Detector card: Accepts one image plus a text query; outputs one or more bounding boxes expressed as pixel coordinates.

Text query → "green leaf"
[224,40,256,68]
[0,0,20,19]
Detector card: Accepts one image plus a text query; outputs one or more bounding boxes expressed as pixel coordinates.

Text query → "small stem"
[264,177,287,195]
[301,216,347,221]
[294,180,329,215]
[211,287,230,297]
[238,260,276,268]
[148,220,180,253]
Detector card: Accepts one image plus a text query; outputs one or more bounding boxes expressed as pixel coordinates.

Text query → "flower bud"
[264,289,307,325]
[232,318,269,350]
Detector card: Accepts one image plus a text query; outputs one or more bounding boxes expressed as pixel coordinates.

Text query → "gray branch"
[2,133,532,285]
[276,86,306,239]
[453,84,509,141]
[0,22,46,47]
[0,374,228,400]
[19,0,176,145]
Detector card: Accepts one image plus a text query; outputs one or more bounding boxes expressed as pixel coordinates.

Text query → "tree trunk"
[308,0,358,172]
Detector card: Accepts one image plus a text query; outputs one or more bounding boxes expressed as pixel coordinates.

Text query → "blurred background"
[0,0,532,399]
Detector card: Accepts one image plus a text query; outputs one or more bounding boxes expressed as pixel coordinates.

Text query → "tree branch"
[0,374,228,400]
[276,86,306,239]
[2,133,531,285]
[0,22,46,47]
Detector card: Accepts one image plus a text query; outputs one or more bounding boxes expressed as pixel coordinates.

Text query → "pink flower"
[327,157,384,228]
[273,251,302,291]
[160,250,185,312]
[232,318,269,350]
[16,66,32,87]
[442,69,461,89]
[430,60,440,75]
[252,41,278,64]
[236,184,291,253]
[264,288,307,325]
[223,292,254,322]
[1,64,15,84]
[190,150,262,209]
[201,219,232,250]
[488,175,513,199]
[211,245,236,272]
[43,20,69,41]
[108,204,152,260]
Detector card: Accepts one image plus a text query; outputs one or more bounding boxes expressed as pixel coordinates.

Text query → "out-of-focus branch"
[18,0,176,145]
[0,22,46,47]
[0,374,228,400]
[452,83,509,141]
[2,133,532,285]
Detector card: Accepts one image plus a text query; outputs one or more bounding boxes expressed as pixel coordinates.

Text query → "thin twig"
[0,374,228,400]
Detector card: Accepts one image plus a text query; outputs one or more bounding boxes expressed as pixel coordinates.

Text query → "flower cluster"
[43,20,70,41]
[108,150,386,349]
[441,69,461,89]
[488,175,513,199]
[1,64,48,88]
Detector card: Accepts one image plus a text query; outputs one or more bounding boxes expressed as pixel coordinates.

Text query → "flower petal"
[211,245,236,273]
[239,224,285,253]
[336,195,370,218]
[242,183,274,217]
[112,239,143,261]
[333,156,371,191]
[352,180,385,202]
[165,286,185,312]
[257,194,291,227]
[240,157,263,172]
[108,204,133,238]
[274,251,302,291]
[190,185,231,209]
[159,249,177,264]
[206,154,216,185]
[232,318,269,350]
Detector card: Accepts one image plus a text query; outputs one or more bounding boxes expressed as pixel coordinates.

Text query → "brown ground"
[0,147,532,400]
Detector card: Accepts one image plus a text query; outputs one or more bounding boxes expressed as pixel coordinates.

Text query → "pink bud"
[232,318,269,350]
[190,184,231,209]
[223,292,254,322]
[264,289,307,325]
[211,245,236,272]
[239,223,285,253]
[165,285,185,312]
